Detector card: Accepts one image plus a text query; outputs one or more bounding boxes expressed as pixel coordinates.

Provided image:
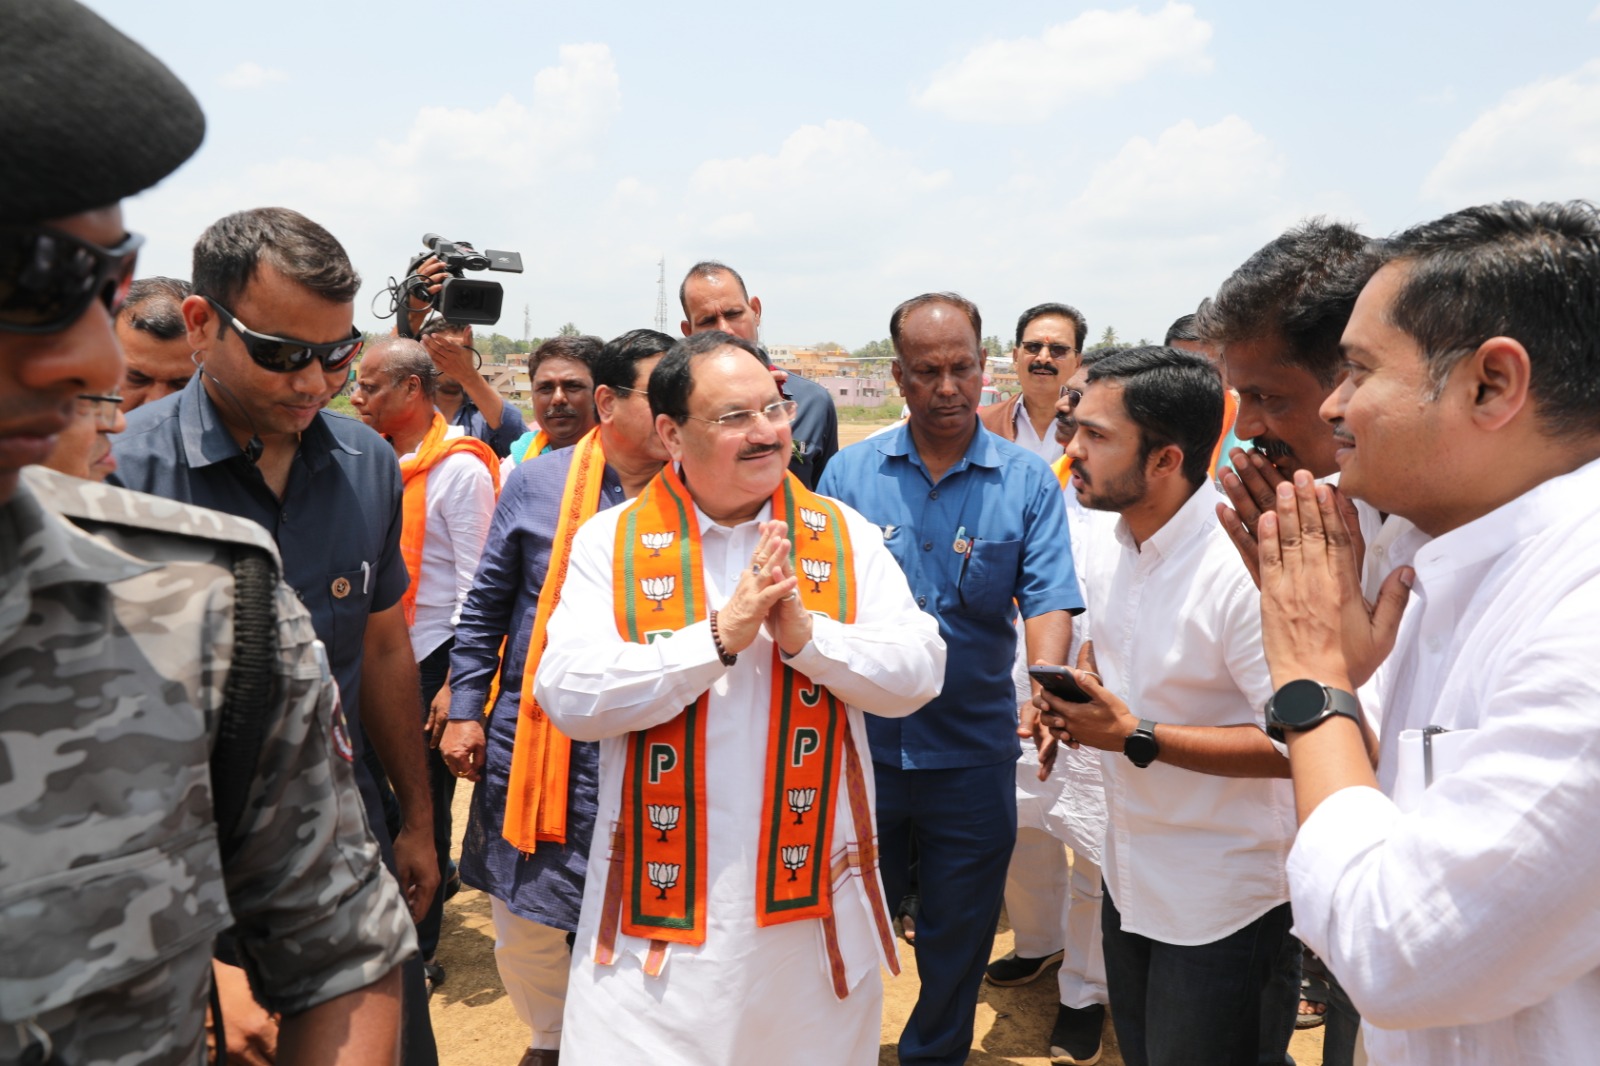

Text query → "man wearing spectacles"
[41,392,124,482]
[819,294,1080,1064]
[0,2,411,1063]
[533,329,943,1063]
[114,276,195,410]
[979,302,1088,462]
[115,206,442,1064]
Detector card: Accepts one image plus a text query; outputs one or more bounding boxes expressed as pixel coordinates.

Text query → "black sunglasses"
[0,227,143,334]
[205,297,364,374]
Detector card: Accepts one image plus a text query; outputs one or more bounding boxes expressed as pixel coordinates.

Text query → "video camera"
[406,233,524,326]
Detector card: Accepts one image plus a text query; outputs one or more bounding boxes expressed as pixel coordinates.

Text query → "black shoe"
[1049,1002,1105,1065]
[984,948,1065,986]
[423,957,445,997]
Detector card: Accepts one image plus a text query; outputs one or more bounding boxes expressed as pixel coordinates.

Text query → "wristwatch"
[1265,680,1361,742]
[1123,719,1160,768]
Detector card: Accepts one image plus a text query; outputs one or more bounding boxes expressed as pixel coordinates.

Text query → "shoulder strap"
[210,545,281,861]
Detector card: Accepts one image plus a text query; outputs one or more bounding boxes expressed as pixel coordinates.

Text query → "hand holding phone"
[1028,664,1093,703]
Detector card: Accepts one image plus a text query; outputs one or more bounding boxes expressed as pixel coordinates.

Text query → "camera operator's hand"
[405,254,450,335]
[421,330,476,380]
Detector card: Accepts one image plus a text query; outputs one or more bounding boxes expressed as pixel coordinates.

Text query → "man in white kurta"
[535,333,945,1065]
[1256,201,1600,1066]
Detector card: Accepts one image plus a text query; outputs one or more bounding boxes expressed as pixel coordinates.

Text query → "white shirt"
[534,493,945,1058]
[1085,482,1291,945]
[1288,456,1600,1066]
[400,426,497,661]
[1011,485,1117,863]
[1011,398,1065,463]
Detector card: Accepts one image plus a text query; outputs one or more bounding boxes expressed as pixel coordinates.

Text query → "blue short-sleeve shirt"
[113,375,408,748]
[818,421,1082,769]
[454,397,528,459]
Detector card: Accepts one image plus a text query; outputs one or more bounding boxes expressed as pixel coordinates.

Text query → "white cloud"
[916,3,1213,123]
[1423,59,1600,204]
[684,120,950,244]
[221,62,289,89]
[1068,116,1286,233]
[1590,3,1600,20]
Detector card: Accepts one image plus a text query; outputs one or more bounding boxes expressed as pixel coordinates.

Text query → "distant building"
[816,376,889,408]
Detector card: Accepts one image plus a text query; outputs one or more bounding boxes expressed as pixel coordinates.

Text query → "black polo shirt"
[113,374,408,753]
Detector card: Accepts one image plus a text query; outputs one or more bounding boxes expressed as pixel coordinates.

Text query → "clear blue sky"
[90,0,1600,349]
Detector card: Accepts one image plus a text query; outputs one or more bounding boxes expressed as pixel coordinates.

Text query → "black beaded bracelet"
[709,609,737,666]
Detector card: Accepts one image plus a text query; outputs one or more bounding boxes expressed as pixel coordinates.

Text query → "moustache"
[739,443,782,460]
[1251,436,1293,461]
[1070,461,1091,485]
[1028,362,1059,375]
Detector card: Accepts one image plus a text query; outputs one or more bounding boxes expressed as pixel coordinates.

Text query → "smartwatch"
[1266,680,1361,742]
[1123,719,1160,768]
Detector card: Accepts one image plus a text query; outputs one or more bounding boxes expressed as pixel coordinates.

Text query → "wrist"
[709,609,739,665]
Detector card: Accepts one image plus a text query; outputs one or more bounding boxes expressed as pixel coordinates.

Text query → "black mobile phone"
[1028,665,1092,703]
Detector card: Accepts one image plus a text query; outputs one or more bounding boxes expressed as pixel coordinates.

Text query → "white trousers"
[490,898,571,1051]
[1004,826,1108,1009]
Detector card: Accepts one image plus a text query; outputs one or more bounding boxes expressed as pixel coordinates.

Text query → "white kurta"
[1289,455,1600,1066]
[535,495,945,1066]
[400,425,497,662]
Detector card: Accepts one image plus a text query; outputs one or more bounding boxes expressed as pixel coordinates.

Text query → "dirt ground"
[429,790,1324,1066]
[430,419,1326,1064]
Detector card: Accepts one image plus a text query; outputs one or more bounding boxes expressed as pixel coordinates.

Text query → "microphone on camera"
[193,352,264,464]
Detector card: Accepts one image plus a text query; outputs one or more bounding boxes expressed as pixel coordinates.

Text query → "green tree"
[983,334,1009,361]
[557,322,581,337]
[1087,325,1120,352]
[852,338,896,363]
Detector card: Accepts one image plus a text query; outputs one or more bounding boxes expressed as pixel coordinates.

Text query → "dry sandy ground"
[431,419,1325,1065]
[429,793,1325,1066]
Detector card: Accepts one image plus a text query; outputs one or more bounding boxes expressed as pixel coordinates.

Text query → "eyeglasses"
[76,393,123,430]
[686,398,798,432]
[204,296,364,374]
[0,227,143,334]
[1059,387,1083,405]
[613,385,649,400]
[1022,341,1077,360]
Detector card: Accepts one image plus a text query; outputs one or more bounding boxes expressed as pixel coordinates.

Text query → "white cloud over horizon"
[915,3,1213,123]
[221,62,289,89]
[1423,59,1600,205]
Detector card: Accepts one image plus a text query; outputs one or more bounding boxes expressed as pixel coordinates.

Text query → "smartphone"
[1028,664,1092,703]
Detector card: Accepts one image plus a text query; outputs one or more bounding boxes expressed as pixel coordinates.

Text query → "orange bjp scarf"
[399,413,502,626]
[594,465,860,963]
[502,428,608,853]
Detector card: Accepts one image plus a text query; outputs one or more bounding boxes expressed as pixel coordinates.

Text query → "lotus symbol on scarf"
[648,803,681,842]
[800,558,831,593]
[781,844,811,881]
[787,787,817,825]
[648,861,681,899]
[799,508,827,539]
[640,531,674,557]
[641,575,675,610]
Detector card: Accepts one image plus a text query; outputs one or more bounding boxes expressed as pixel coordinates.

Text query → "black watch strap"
[1124,718,1160,768]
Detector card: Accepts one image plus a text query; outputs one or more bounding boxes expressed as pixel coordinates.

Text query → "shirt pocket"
[956,538,1022,617]
[305,567,375,669]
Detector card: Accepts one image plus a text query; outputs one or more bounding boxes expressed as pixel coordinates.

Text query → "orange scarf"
[1052,453,1073,489]
[502,427,607,852]
[1208,389,1241,479]
[399,413,501,626]
[595,466,857,961]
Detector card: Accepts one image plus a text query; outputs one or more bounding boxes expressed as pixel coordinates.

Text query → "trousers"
[1101,887,1291,1066]
[491,898,571,1051]
[876,759,1017,1065]
[1003,826,1107,1009]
